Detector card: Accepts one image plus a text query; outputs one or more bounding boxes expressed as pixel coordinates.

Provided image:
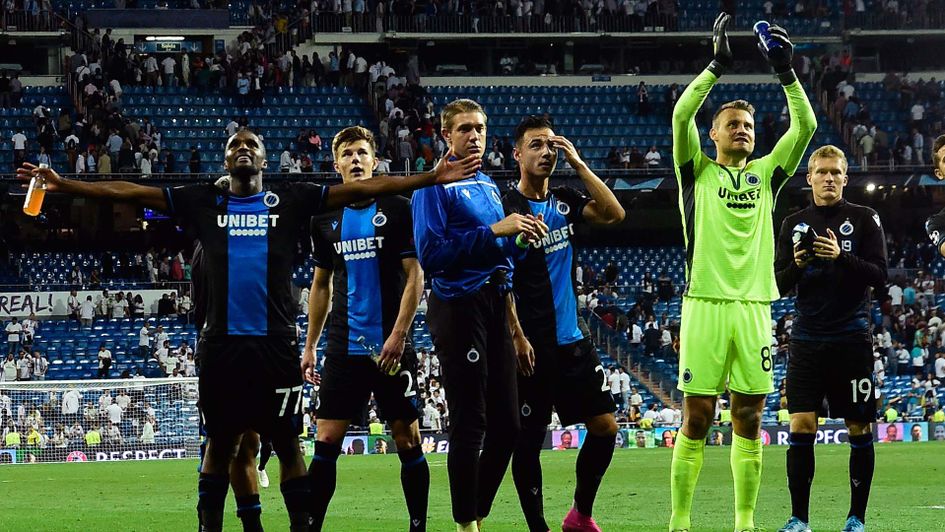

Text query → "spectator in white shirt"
[97,345,112,379]
[32,351,48,381]
[79,296,96,327]
[6,318,22,355]
[644,145,662,167]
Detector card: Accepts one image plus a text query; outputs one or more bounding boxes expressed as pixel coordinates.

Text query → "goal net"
[0,377,200,464]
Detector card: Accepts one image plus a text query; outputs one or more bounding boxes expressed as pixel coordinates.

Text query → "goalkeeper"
[668,13,816,532]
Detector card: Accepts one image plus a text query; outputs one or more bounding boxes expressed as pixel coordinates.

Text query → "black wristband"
[776,69,798,86]
[707,60,726,78]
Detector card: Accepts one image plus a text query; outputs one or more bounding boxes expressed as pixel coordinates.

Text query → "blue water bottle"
[753,20,782,54]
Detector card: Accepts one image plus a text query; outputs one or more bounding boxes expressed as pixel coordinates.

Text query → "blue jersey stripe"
[530,197,584,345]
[343,204,384,356]
[226,194,269,335]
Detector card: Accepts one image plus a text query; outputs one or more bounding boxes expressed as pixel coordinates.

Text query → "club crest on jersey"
[263,191,280,208]
[556,200,571,216]
[745,173,761,186]
[372,212,388,227]
[839,219,854,236]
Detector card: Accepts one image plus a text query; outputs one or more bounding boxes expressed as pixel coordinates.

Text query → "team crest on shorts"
[372,212,388,227]
[556,200,570,216]
[839,219,854,236]
[683,368,693,384]
[263,191,280,208]
[745,173,761,186]
[467,347,480,363]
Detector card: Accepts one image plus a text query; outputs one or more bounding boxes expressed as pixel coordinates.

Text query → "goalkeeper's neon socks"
[669,431,706,530]
[731,434,763,531]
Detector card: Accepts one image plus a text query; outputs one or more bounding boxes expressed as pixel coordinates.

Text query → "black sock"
[786,432,816,523]
[398,446,430,532]
[447,444,480,524]
[512,428,549,532]
[476,431,516,520]
[573,431,616,516]
[848,433,875,522]
[197,472,229,532]
[258,439,273,471]
[307,441,341,531]
[280,475,312,532]
[235,494,263,532]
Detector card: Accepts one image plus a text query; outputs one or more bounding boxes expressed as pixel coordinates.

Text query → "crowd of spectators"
[0,383,191,452]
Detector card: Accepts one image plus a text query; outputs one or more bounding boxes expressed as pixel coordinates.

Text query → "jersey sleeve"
[310,219,333,271]
[925,208,945,248]
[393,198,417,259]
[672,69,715,171]
[162,184,212,223]
[774,216,803,296]
[768,79,818,184]
[551,186,592,225]
[291,182,329,216]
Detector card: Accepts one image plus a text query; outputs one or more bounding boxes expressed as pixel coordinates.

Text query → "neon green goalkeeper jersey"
[672,69,816,302]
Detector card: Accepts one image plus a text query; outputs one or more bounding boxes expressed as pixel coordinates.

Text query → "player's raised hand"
[756,23,794,74]
[378,331,406,375]
[711,12,734,70]
[813,228,841,260]
[16,162,65,192]
[432,149,481,184]
[549,135,584,169]
[301,345,321,385]
[513,333,536,377]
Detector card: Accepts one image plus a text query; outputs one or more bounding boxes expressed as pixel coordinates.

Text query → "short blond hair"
[712,100,755,127]
[807,144,848,172]
[440,98,488,131]
[332,126,376,159]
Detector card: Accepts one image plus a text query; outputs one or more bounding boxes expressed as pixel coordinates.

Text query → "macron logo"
[217,214,280,237]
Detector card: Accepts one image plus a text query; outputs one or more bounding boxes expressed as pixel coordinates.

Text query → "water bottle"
[357,335,400,376]
[23,163,49,216]
[753,20,782,54]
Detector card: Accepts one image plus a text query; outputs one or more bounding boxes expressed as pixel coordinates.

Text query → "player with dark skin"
[16,129,480,531]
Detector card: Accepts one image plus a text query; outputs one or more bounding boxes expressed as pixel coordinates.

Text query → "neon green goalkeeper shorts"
[677,297,775,396]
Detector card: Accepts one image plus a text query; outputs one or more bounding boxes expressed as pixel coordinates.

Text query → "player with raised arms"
[668,13,816,532]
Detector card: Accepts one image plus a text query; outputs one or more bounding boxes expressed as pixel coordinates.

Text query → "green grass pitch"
[3,443,943,531]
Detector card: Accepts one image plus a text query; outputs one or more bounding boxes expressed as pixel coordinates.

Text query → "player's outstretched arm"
[761,26,817,177]
[301,266,332,385]
[377,258,424,375]
[673,13,731,168]
[16,162,168,211]
[324,151,480,210]
[551,135,624,224]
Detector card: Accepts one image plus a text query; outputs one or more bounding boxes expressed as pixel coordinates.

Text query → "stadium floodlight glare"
[866,183,876,192]
[145,36,186,41]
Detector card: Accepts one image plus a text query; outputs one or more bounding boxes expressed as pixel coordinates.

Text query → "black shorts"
[518,337,616,429]
[316,344,420,423]
[787,340,875,423]
[196,335,303,440]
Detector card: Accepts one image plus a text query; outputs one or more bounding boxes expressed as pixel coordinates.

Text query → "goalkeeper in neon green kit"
[668,13,816,532]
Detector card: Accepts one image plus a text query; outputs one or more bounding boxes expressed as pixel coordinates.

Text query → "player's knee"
[845,420,871,437]
[586,414,619,437]
[516,427,547,451]
[733,405,762,431]
[789,414,818,434]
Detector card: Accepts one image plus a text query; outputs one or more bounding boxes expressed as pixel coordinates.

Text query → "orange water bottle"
[23,163,48,217]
